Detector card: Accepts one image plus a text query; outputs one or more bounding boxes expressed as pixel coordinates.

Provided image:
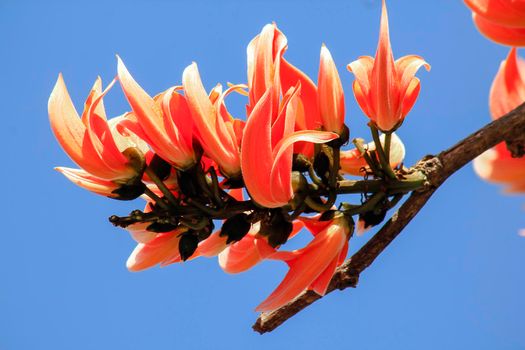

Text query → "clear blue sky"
[1,0,524,349]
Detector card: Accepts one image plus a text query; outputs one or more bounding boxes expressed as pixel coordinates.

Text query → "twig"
[253,102,525,334]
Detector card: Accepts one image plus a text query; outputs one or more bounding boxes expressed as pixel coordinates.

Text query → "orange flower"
[247,23,288,114]
[474,48,525,192]
[117,57,196,170]
[348,0,430,132]
[241,85,338,208]
[182,63,243,178]
[249,24,344,142]
[49,75,147,198]
[256,214,351,312]
[340,132,405,176]
[465,0,525,46]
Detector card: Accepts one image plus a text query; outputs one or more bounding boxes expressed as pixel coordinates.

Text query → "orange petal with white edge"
[395,55,431,118]
[473,13,525,46]
[183,62,240,177]
[270,129,338,205]
[161,231,229,266]
[489,48,525,119]
[218,220,303,274]
[118,57,195,169]
[218,225,276,274]
[247,23,288,111]
[55,167,119,197]
[318,45,345,134]
[255,221,348,312]
[280,57,321,131]
[241,88,274,207]
[49,75,116,179]
[84,79,132,176]
[474,143,525,183]
[126,230,183,272]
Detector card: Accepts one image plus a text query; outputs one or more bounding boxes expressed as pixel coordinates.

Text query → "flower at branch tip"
[340,132,405,176]
[49,74,147,199]
[318,44,345,135]
[348,0,430,132]
[117,56,196,170]
[182,62,243,178]
[241,85,339,208]
[474,48,525,192]
[464,0,525,46]
[256,213,352,312]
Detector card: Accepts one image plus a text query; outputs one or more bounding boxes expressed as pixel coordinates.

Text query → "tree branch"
[253,102,525,334]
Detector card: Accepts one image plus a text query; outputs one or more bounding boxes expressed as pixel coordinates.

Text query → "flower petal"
[55,167,119,197]
[126,230,183,272]
[241,88,275,207]
[280,57,321,130]
[255,221,348,312]
[318,45,345,134]
[474,143,525,183]
[183,62,240,177]
[218,224,276,274]
[371,0,400,131]
[464,0,525,27]
[473,13,525,46]
[489,48,525,119]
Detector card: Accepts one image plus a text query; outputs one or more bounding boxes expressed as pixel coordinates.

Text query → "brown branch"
[253,102,525,334]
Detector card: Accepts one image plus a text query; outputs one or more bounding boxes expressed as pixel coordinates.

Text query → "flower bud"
[220,213,251,244]
[259,209,294,248]
[179,232,199,261]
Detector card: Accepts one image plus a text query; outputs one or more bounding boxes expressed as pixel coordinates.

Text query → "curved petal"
[347,56,374,104]
[489,48,525,119]
[464,0,525,27]
[218,224,276,274]
[55,167,119,197]
[474,143,525,183]
[183,63,240,177]
[395,55,431,100]
[126,230,183,272]
[118,57,195,169]
[473,13,525,46]
[280,57,321,130]
[400,77,421,118]
[255,221,348,312]
[241,88,275,207]
[270,130,338,207]
[85,78,132,176]
[248,23,287,111]
[351,80,374,120]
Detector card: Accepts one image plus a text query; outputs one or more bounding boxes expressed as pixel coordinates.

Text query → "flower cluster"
[49,1,429,311]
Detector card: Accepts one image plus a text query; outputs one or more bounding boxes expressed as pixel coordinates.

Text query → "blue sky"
[1,0,524,349]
